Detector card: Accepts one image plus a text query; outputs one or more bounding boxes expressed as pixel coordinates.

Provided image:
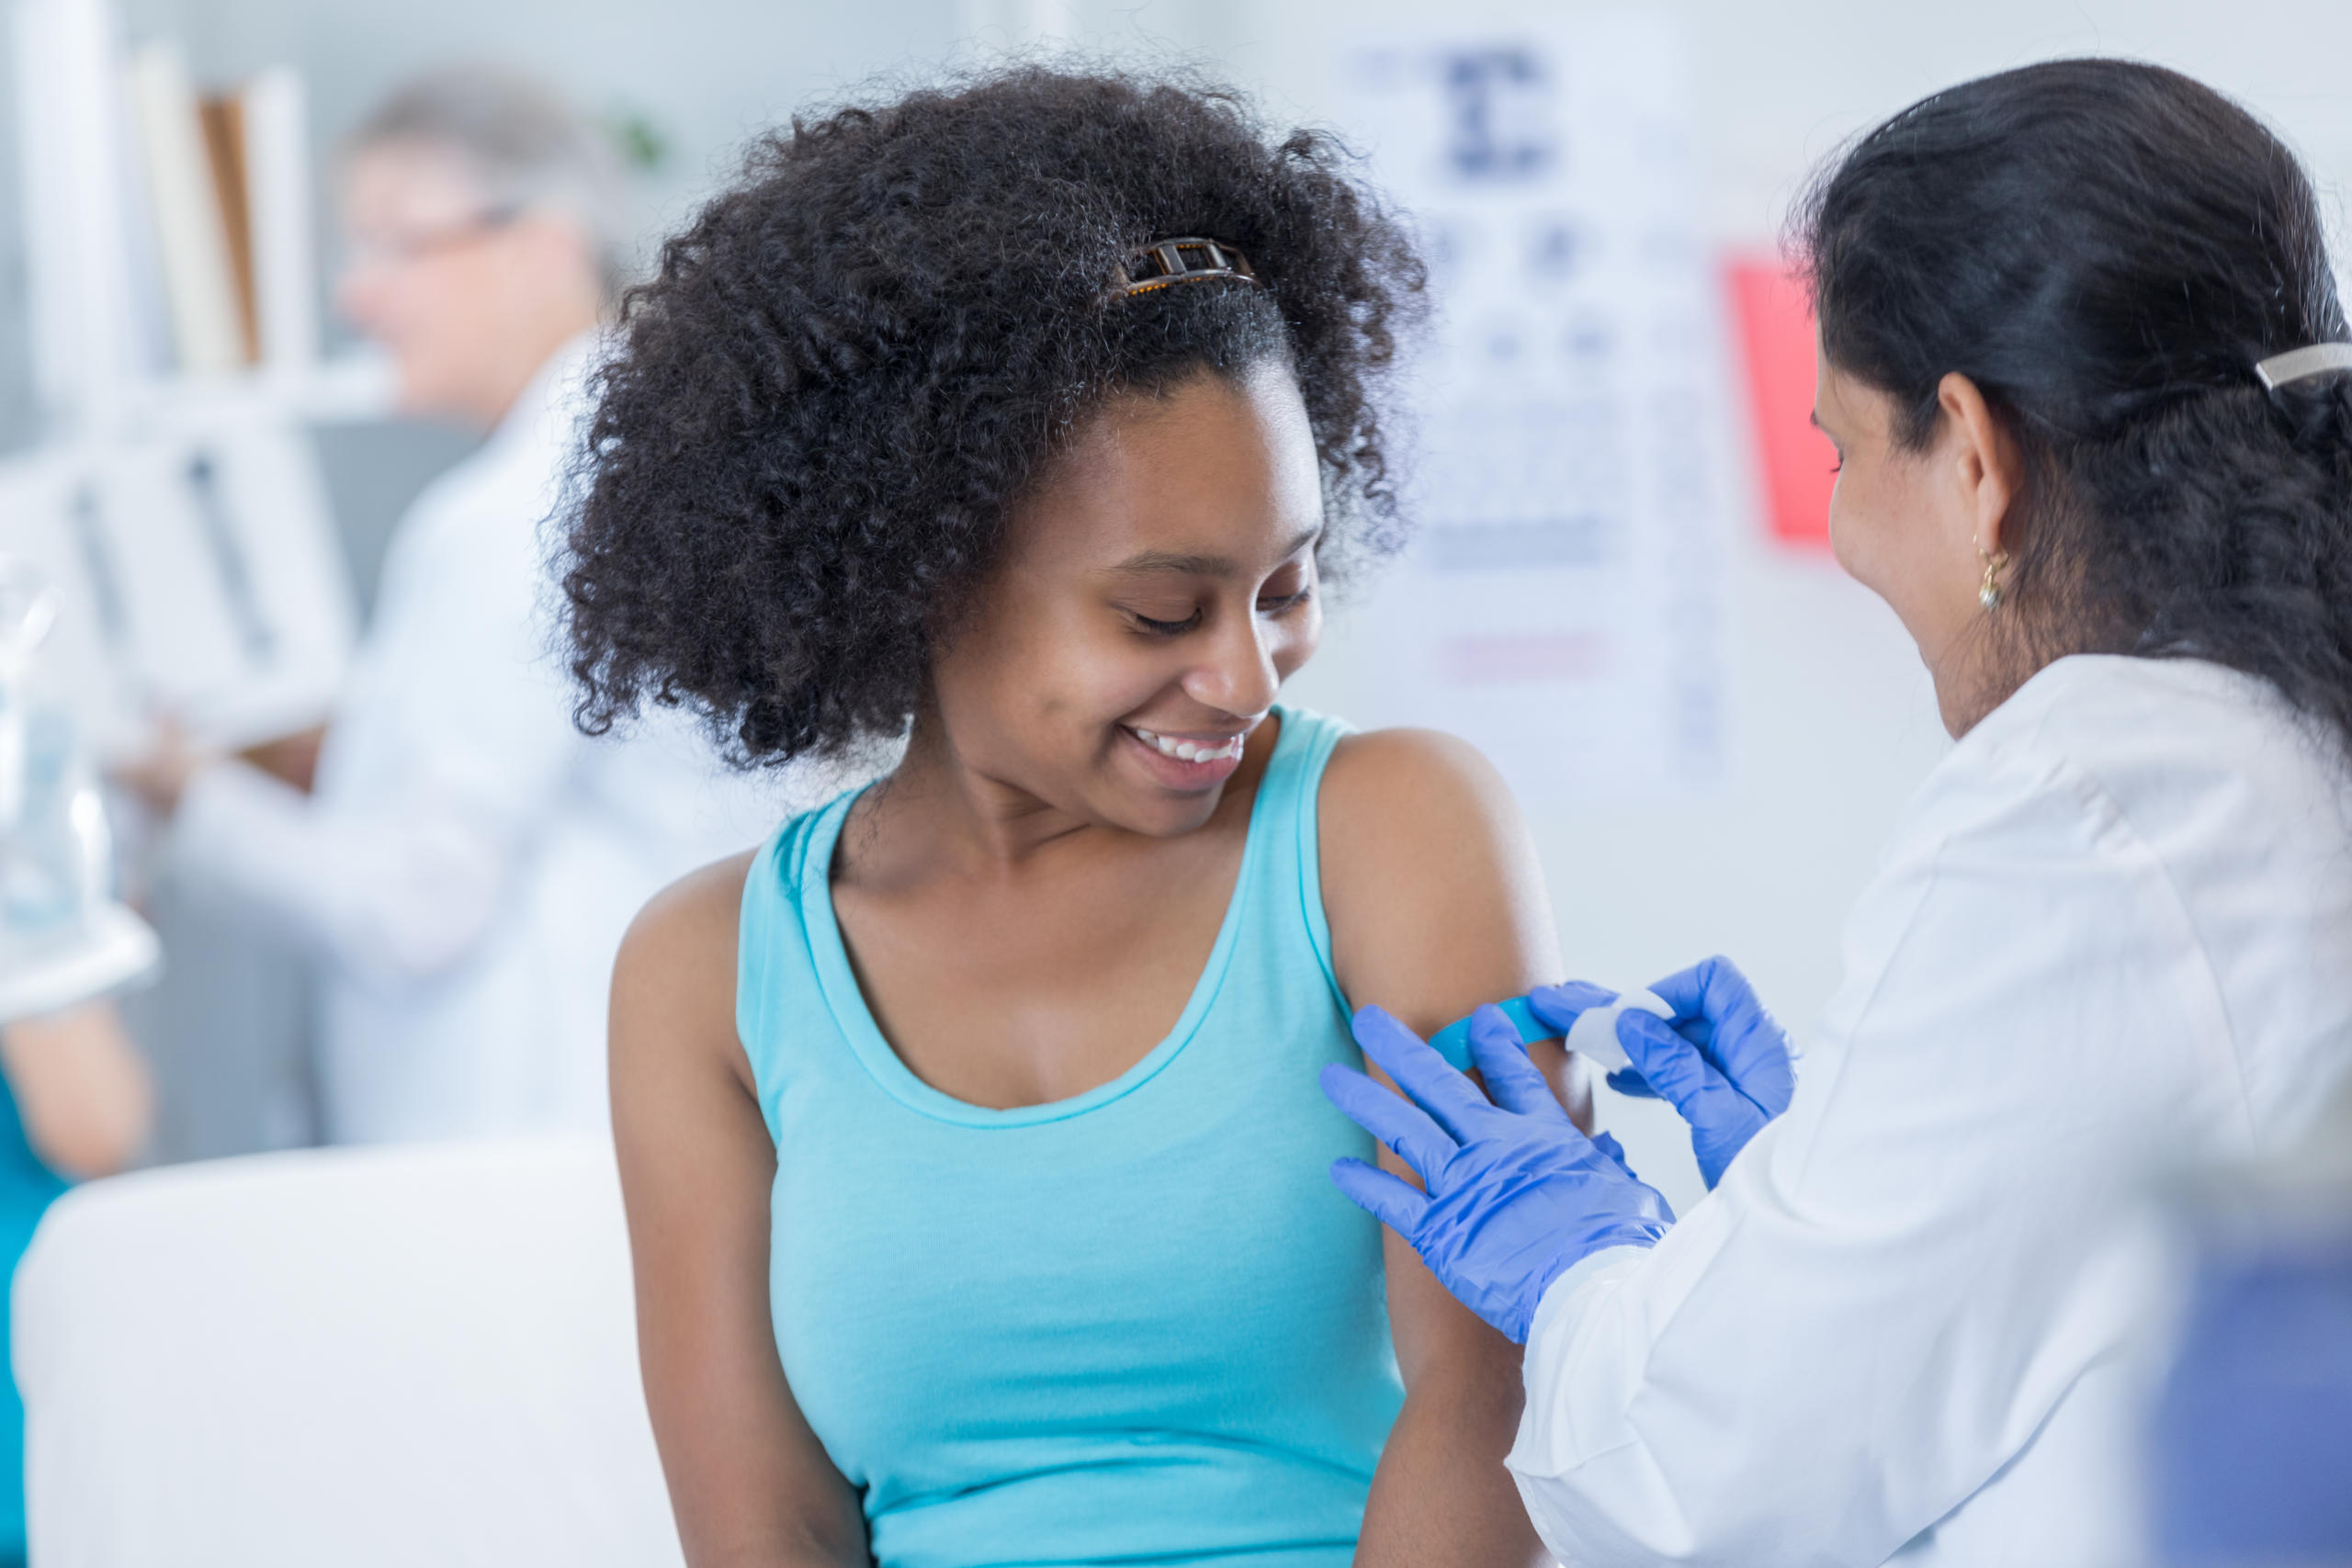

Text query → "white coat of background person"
[1316,60,2352,1568]
[119,69,785,1144]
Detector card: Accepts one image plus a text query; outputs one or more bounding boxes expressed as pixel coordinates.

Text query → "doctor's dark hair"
[560,67,1422,763]
[1799,58,2352,751]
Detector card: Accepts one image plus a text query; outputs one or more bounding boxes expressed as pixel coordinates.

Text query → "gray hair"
[346,65,631,295]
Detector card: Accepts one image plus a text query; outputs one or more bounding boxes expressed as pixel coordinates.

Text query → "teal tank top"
[737,707,1403,1565]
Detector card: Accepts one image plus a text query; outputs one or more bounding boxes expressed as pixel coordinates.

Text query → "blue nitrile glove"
[1528,954,1796,1190]
[1321,1004,1675,1343]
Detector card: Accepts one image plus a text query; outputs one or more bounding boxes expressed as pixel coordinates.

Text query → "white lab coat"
[1511,654,2352,1566]
[172,336,797,1144]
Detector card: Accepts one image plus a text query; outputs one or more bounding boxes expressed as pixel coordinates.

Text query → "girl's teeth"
[1131,728,1240,763]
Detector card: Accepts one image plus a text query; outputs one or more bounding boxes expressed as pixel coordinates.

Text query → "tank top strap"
[1250,705,1354,1018]
[736,785,861,1141]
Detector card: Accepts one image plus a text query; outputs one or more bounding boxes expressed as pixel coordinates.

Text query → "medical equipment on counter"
[1426,987,1671,1072]
[1323,1004,1674,1342]
[0,558,155,1021]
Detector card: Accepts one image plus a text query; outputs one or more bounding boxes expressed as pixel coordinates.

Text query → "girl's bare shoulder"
[611,851,761,1080]
[1318,727,1523,838]
[1314,727,1561,1024]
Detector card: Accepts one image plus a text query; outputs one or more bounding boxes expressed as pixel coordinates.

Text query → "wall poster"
[1334,11,1728,802]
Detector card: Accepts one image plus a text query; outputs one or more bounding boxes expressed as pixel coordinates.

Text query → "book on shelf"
[11,0,359,751]
[127,40,245,376]
[197,90,261,367]
[240,69,320,376]
[17,0,324,406]
[123,42,323,380]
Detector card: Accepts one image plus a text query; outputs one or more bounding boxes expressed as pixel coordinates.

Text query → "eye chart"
[1332,11,1729,802]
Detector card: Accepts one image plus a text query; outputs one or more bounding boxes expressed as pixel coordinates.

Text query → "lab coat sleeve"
[172,759,512,983]
[1507,739,2244,1566]
[168,479,586,987]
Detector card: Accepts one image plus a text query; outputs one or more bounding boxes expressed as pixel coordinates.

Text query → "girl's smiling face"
[922,358,1328,839]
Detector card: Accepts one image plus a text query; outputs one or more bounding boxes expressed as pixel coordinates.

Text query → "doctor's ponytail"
[1799,58,2352,757]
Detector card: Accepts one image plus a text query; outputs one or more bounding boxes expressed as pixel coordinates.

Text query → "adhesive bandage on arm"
[1425,989,1675,1072]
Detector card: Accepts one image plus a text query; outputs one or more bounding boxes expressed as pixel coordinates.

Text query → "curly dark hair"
[1800,59,2352,752]
[560,66,1426,764]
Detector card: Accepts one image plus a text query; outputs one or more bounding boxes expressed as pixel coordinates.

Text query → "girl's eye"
[1130,610,1202,637]
[1125,579,1310,636]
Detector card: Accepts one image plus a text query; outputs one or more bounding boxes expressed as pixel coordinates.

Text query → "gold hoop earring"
[1978,546,2011,611]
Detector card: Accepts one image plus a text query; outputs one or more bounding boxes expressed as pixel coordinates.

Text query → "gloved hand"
[1321,1004,1675,1343]
[1528,954,1796,1190]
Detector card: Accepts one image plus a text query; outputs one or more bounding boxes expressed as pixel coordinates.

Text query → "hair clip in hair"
[2253,342,2352,392]
[1105,236,1259,300]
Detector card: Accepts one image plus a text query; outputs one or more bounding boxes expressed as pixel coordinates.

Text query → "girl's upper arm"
[1317,728,1586,1350]
[1319,727,1568,1055]
[609,856,869,1567]
[1319,729,1568,1566]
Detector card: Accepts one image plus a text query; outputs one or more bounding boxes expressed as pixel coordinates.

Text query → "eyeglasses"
[341,201,525,271]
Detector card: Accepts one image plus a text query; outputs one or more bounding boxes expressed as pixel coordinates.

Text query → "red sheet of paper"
[1726,256,1837,548]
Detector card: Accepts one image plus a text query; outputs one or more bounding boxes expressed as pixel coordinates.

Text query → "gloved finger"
[1605,1066,1661,1100]
[1717,1024,1797,1116]
[1589,1129,1637,1179]
[1615,1008,1725,1122]
[1644,957,1716,1024]
[1466,1005,1566,1121]
[1329,1157,1430,1238]
[1523,980,1619,1034]
[1319,1062,1458,1183]
[1649,956,1762,1052]
[1702,977,1797,1115]
[1350,1006,1492,1142]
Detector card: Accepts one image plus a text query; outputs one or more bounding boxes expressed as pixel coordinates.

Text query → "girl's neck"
[860,710,1098,878]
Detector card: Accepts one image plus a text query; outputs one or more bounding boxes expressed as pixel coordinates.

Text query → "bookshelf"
[7,0,363,750]
[11,0,391,438]
[3,0,375,1016]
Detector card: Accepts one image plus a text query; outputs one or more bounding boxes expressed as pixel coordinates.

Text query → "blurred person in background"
[0,1001,152,1564]
[119,66,779,1145]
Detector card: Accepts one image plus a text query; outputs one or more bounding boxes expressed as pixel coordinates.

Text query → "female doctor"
[1321,59,2352,1567]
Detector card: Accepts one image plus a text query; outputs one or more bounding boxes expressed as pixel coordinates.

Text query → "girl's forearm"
[1354,1371,1546,1567]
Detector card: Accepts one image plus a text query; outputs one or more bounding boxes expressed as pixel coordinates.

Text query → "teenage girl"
[565,69,1573,1566]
